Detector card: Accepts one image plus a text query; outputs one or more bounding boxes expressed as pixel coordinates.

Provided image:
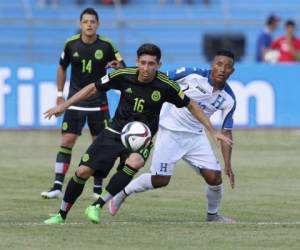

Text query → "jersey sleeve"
[59,42,71,69]
[95,69,123,92]
[166,67,209,81]
[99,35,125,65]
[160,74,190,108]
[222,85,236,130]
[222,103,235,129]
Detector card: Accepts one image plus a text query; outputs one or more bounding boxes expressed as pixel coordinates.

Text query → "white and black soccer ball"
[121,121,152,152]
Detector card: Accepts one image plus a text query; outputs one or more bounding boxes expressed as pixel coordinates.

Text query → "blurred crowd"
[256,14,300,63]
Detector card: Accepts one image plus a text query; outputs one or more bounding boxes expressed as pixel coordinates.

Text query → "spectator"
[101,0,128,4]
[255,14,280,62]
[77,0,127,4]
[38,0,59,7]
[270,20,300,63]
[159,0,193,4]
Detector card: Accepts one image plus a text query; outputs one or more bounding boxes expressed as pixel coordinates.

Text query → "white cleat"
[108,191,127,216]
[41,189,62,199]
[206,213,235,223]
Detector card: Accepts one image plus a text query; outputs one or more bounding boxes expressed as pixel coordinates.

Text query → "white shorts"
[151,126,221,176]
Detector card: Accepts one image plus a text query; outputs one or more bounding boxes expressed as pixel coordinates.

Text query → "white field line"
[1,221,300,226]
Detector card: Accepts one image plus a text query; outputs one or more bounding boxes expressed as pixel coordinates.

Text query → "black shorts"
[79,129,153,178]
[61,109,110,136]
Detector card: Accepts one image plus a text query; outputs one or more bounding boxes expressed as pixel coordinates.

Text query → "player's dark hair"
[80,8,99,22]
[215,49,235,61]
[285,19,295,27]
[137,43,161,62]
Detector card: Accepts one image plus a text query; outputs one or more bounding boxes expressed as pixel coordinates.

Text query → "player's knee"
[76,165,93,179]
[61,133,78,148]
[151,175,171,188]
[205,174,222,186]
[125,153,145,170]
[202,170,222,185]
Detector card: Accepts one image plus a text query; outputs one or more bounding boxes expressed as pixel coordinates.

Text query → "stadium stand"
[0,0,300,65]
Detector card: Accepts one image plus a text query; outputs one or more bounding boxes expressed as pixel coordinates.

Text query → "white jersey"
[159,67,236,134]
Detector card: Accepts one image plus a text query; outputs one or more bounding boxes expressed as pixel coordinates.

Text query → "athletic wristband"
[57,91,63,97]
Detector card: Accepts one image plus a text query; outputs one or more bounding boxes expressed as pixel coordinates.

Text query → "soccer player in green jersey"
[43,43,233,224]
[41,8,125,200]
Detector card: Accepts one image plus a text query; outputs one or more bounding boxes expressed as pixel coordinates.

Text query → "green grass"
[0,129,300,250]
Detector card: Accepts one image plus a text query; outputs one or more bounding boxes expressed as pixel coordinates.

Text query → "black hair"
[215,49,235,61]
[137,43,161,62]
[285,20,296,27]
[266,15,280,26]
[80,8,99,22]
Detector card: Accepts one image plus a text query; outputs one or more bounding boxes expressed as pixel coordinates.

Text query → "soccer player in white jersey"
[108,49,236,222]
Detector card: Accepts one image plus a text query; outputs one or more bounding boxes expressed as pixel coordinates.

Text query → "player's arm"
[187,100,233,147]
[44,83,98,119]
[56,65,66,105]
[220,129,235,188]
[106,60,126,69]
[57,38,72,104]
[44,73,119,119]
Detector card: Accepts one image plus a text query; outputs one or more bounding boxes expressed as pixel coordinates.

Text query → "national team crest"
[62,122,68,131]
[94,50,103,60]
[151,90,161,102]
[82,153,89,162]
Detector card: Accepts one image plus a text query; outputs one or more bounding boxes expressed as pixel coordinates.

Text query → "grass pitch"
[0,129,300,250]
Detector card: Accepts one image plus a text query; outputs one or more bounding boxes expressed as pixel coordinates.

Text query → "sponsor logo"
[125,88,133,94]
[72,52,79,57]
[196,85,207,94]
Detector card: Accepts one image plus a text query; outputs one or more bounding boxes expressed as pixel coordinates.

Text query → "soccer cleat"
[108,191,126,216]
[85,204,101,224]
[44,213,65,225]
[206,213,235,223]
[41,189,62,199]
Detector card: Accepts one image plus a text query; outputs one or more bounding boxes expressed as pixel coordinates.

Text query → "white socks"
[124,173,154,196]
[206,184,224,214]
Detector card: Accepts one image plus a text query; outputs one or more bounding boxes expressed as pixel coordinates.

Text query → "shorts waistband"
[68,105,108,111]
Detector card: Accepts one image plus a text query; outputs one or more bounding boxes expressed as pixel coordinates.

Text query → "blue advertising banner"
[0,63,299,128]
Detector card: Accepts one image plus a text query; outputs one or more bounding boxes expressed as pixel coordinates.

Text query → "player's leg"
[184,133,234,223]
[202,169,234,222]
[82,129,125,223]
[87,142,152,222]
[44,164,94,224]
[91,151,145,211]
[109,127,184,215]
[44,130,113,224]
[87,110,110,200]
[41,110,85,199]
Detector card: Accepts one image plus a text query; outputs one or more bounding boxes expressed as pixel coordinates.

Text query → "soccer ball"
[121,121,152,152]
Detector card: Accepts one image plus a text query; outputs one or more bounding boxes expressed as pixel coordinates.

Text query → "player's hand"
[224,166,235,189]
[212,131,234,147]
[44,104,66,119]
[56,96,65,105]
[106,60,123,69]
